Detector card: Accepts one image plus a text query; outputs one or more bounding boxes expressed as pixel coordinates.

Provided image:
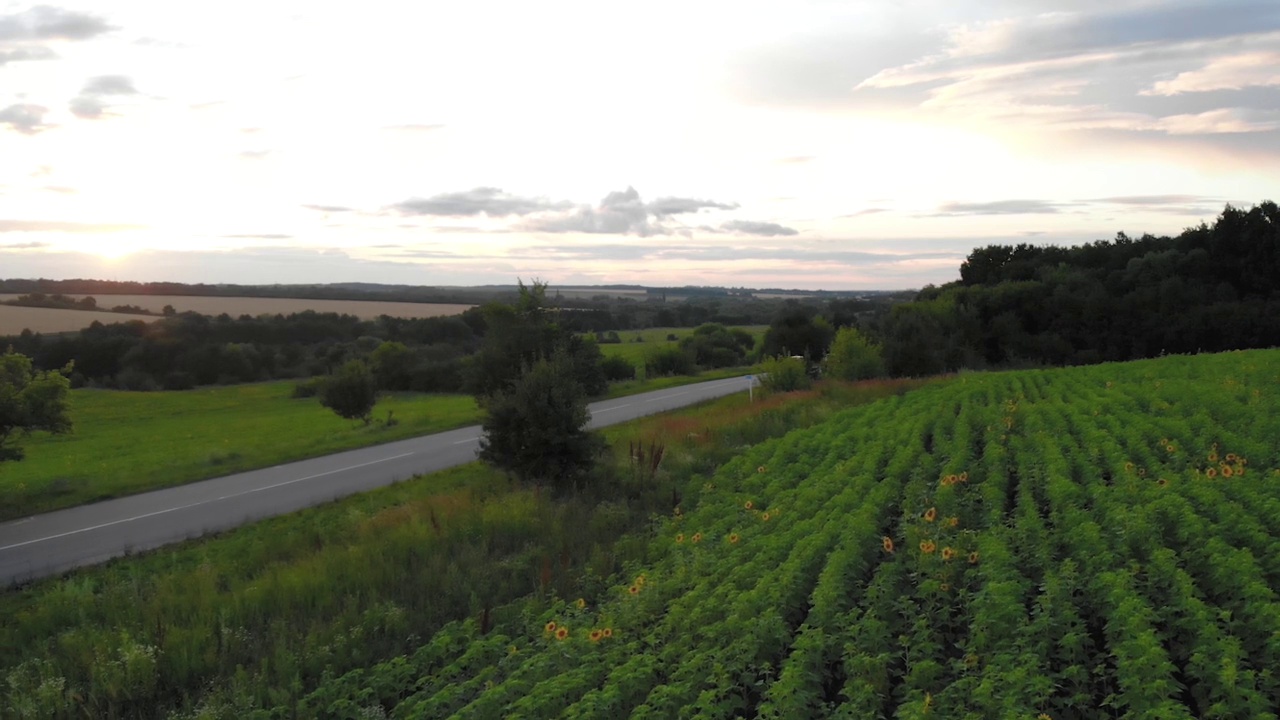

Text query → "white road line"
[593,403,634,414]
[645,390,691,403]
[451,438,479,445]
[0,452,417,552]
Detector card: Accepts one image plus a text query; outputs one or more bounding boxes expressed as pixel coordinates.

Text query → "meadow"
[245,349,1278,719]
[595,326,767,375]
[1,369,755,521]
[0,377,920,718]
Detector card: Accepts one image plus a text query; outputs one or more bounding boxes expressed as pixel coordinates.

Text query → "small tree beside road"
[319,360,379,425]
[478,351,599,491]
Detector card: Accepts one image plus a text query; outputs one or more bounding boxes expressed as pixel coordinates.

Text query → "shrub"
[823,327,885,381]
[645,347,696,377]
[601,356,637,382]
[759,355,810,392]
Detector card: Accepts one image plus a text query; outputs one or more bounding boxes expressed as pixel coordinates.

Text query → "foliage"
[318,360,379,424]
[0,372,902,719]
[215,347,1280,719]
[645,346,697,377]
[758,354,811,392]
[0,349,72,462]
[677,323,756,369]
[822,326,884,381]
[478,352,599,490]
[878,200,1280,374]
[368,340,414,391]
[761,303,835,361]
[600,355,637,382]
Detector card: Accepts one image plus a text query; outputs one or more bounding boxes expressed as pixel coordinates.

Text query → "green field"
[595,326,767,375]
[0,377,911,718]
[246,349,1277,718]
[1,369,753,521]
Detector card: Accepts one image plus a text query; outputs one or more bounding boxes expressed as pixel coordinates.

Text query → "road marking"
[0,452,417,552]
[593,403,633,413]
[451,437,479,445]
[645,390,690,403]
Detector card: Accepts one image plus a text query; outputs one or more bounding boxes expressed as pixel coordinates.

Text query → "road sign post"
[746,374,755,402]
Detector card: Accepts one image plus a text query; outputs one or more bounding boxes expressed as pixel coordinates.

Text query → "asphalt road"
[0,375,756,585]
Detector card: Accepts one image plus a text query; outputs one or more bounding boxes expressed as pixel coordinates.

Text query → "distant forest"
[874,200,1280,375]
[3,200,1275,389]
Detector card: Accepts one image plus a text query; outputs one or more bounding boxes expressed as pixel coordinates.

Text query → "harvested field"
[0,304,162,335]
[0,294,473,330]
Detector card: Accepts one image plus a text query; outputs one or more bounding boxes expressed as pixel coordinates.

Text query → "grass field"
[595,326,768,374]
[0,376,908,718]
[1,369,752,521]
[217,349,1278,718]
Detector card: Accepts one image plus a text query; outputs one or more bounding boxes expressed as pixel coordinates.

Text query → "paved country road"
[0,375,756,586]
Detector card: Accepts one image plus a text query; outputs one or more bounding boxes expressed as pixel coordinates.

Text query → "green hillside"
[278,349,1280,719]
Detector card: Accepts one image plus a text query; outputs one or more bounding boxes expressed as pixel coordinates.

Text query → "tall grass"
[0,377,923,719]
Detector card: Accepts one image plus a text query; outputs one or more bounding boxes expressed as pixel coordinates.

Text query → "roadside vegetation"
[0,375,920,718]
[246,349,1277,718]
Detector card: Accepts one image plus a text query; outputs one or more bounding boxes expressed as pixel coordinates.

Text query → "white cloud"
[1143,51,1280,95]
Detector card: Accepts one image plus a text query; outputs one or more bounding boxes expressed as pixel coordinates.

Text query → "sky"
[0,0,1277,290]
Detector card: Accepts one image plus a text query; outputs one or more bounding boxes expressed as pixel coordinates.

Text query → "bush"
[319,361,379,424]
[645,347,696,377]
[759,355,810,392]
[600,356,637,382]
[292,378,323,398]
[162,371,196,391]
[823,327,885,381]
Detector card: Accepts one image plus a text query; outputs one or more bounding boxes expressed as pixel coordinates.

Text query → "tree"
[478,351,599,490]
[762,304,834,361]
[823,327,885,381]
[0,350,73,462]
[319,360,379,424]
[370,340,414,391]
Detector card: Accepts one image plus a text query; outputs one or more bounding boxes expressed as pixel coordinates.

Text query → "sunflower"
[959,471,969,483]
[920,540,937,554]
[939,583,951,592]
[941,546,955,561]
[589,629,603,643]
[882,536,895,553]
[1138,467,1147,477]
[1235,465,1246,476]
[675,533,685,544]
[728,533,740,544]
[947,516,960,529]
[692,532,702,543]
[1206,467,1218,478]
[1124,461,1135,473]
[757,466,766,473]
[1221,465,1234,478]
[1208,451,1219,463]
[945,474,958,486]
[968,551,980,564]
[544,621,557,633]
[744,500,754,510]
[1157,478,1168,487]
[761,512,771,522]
[635,574,646,587]
[555,627,570,641]
[602,628,613,638]
[1166,444,1176,453]
[576,598,586,609]
[1226,453,1238,462]
[924,507,938,523]
[628,585,640,595]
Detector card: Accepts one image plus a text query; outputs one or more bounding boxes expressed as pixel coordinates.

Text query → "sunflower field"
[273,349,1280,719]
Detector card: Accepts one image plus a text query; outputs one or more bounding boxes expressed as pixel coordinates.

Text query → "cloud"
[1,240,51,249]
[0,6,113,41]
[302,204,354,213]
[1151,108,1280,134]
[1143,51,1280,95]
[840,208,890,218]
[0,104,52,134]
[0,219,142,232]
[933,199,1068,216]
[238,149,273,160]
[0,45,55,65]
[221,233,293,240]
[524,187,742,236]
[775,155,816,164]
[719,220,799,236]
[70,75,139,119]
[647,196,739,216]
[1090,194,1212,205]
[392,187,572,217]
